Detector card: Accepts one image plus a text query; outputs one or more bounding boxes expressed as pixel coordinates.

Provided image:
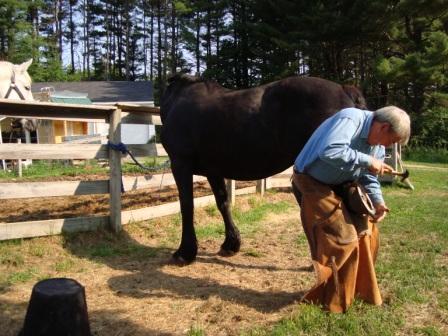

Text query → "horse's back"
[161,75,360,179]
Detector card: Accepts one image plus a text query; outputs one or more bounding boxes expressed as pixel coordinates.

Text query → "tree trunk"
[157,0,164,92]
[240,2,249,87]
[150,6,154,81]
[143,1,147,79]
[232,1,241,87]
[57,0,63,63]
[170,1,176,75]
[124,2,130,80]
[68,0,75,73]
[195,11,200,75]
[163,0,168,82]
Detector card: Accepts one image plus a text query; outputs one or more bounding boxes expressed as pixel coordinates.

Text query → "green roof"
[50,90,92,105]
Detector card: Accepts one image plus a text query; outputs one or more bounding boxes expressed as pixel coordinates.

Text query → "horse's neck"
[0,62,14,97]
[0,62,13,79]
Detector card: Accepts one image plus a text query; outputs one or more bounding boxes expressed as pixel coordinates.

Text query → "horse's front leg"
[207,176,241,256]
[170,160,197,265]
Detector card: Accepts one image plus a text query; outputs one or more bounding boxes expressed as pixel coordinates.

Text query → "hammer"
[387,169,414,190]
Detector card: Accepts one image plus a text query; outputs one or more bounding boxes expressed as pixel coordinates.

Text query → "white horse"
[0,59,39,132]
[0,59,37,170]
[0,59,34,100]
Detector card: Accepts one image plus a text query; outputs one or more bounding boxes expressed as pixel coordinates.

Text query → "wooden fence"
[0,99,291,241]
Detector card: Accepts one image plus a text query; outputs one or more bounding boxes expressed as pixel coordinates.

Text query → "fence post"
[108,108,122,232]
[0,123,5,171]
[226,179,235,206]
[17,138,22,177]
[256,179,266,196]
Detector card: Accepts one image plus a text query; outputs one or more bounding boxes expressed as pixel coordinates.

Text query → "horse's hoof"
[167,255,193,266]
[218,248,237,257]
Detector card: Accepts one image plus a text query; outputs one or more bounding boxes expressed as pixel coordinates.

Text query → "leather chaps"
[292,172,382,313]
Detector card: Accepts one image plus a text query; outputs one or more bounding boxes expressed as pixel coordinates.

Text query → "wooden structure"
[32,81,156,145]
[0,98,291,241]
[33,90,92,144]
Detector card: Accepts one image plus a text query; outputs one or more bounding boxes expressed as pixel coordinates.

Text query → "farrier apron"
[292,172,382,313]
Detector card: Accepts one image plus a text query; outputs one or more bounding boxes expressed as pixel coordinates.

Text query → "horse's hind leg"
[171,159,197,265]
[207,176,241,256]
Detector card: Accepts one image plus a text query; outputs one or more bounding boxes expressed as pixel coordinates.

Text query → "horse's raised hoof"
[218,248,237,257]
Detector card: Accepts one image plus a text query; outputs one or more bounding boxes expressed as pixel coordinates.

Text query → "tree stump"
[20,278,91,336]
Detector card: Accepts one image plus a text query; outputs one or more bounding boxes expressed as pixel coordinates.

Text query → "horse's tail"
[342,85,367,110]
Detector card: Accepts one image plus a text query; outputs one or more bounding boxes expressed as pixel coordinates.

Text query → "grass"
[0,157,170,180]
[194,198,293,240]
[5,268,38,286]
[0,160,446,335]
[187,326,206,336]
[242,164,448,336]
[244,302,403,336]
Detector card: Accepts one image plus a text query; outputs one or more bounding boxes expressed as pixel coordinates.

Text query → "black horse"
[161,75,366,265]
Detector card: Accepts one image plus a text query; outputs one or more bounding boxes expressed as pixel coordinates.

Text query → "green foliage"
[411,105,448,148]
[402,147,448,164]
[374,7,448,145]
[1,0,447,156]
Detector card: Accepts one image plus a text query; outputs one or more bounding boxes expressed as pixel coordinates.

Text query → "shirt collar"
[360,111,374,139]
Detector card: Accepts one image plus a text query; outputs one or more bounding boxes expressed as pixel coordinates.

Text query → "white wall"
[122,124,156,144]
[93,122,155,144]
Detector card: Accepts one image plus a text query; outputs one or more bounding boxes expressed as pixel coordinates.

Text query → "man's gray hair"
[374,106,411,145]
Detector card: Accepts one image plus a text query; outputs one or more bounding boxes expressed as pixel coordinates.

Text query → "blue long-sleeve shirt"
[294,108,385,205]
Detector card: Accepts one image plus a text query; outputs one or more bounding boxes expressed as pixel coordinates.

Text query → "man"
[292,106,411,313]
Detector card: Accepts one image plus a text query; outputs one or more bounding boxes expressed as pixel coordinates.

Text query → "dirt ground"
[0,178,256,223]
[0,178,315,335]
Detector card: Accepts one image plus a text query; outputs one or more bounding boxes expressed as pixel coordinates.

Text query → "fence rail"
[0,99,291,241]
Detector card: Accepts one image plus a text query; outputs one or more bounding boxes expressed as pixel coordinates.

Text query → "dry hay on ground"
[0,191,315,335]
[0,179,256,223]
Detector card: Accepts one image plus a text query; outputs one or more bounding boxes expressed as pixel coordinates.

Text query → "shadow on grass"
[0,297,172,336]
[62,227,306,314]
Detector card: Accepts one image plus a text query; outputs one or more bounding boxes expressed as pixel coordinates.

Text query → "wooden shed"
[32,81,154,145]
[33,90,92,144]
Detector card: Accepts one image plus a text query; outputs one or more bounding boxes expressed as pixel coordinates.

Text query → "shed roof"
[48,90,91,105]
[32,81,153,104]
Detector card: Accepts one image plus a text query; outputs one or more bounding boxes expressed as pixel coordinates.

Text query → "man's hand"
[373,203,389,222]
[369,157,394,175]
